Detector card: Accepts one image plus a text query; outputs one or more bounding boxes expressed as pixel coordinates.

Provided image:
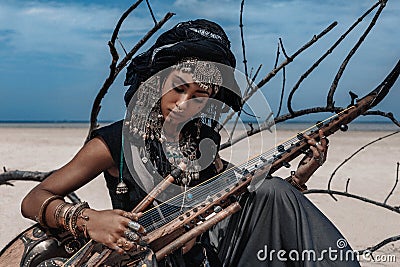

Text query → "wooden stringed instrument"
[1,60,398,267]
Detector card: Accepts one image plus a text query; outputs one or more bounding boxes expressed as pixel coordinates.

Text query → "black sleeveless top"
[91,120,221,212]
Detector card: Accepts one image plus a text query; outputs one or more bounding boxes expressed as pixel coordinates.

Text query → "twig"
[86,12,175,142]
[303,189,400,213]
[287,1,380,115]
[0,170,55,185]
[358,234,400,254]
[273,42,280,69]
[384,162,399,204]
[145,0,157,24]
[327,1,386,109]
[327,131,400,196]
[278,38,289,59]
[245,22,337,104]
[0,170,81,203]
[116,37,128,56]
[345,178,350,193]
[363,111,400,127]
[220,22,338,129]
[239,0,249,81]
[276,66,286,117]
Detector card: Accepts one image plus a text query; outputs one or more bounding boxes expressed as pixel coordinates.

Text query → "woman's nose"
[176,94,190,109]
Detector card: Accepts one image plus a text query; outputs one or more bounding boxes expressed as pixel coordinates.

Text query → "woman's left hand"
[293,130,329,185]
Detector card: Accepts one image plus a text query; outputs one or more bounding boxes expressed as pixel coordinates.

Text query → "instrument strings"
[138,108,352,232]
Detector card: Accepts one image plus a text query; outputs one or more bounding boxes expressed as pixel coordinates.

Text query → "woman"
[21,19,359,266]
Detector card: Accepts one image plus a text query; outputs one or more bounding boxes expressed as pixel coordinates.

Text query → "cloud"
[0,1,153,67]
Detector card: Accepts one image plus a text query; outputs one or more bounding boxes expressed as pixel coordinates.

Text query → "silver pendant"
[116,181,128,194]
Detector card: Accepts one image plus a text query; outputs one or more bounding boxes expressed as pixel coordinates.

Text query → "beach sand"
[1,125,399,266]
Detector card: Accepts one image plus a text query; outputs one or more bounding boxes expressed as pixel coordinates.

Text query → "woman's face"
[161,69,212,125]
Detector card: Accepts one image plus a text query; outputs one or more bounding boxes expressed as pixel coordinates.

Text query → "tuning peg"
[282,161,291,168]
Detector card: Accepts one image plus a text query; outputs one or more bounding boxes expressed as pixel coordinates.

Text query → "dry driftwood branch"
[287,1,381,115]
[86,8,175,142]
[273,42,280,69]
[220,22,337,129]
[0,170,54,185]
[239,0,249,81]
[0,169,80,203]
[358,234,400,254]
[303,189,400,213]
[276,66,286,117]
[245,21,337,103]
[327,0,387,109]
[363,110,400,127]
[327,131,400,196]
[384,162,399,205]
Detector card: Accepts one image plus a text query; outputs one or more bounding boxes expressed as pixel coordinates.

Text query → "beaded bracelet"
[37,195,64,229]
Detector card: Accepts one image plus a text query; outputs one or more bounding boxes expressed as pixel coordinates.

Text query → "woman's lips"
[168,109,185,119]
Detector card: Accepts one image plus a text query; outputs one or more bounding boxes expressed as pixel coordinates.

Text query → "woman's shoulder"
[90,120,124,163]
[92,120,123,137]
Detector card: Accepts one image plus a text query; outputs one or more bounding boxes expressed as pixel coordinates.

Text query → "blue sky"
[0,0,399,122]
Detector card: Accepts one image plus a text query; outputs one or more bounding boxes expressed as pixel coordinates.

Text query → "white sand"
[1,126,399,266]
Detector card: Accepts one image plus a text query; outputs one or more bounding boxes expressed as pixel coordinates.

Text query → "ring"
[123,241,131,250]
[316,141,322,146]
[128,221,141,232]
[122,212,134,220]
[125,230,140,241]
[116,239,124,248]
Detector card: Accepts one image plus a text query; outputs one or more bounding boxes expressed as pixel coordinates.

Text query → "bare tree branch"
[0,170,80,203]
[384,162,399,204]
[0,170,55,185]
[145,0,157,24]
[303,189,400,213]
[220,22,338,129]
[328,131,400,194]
[276,66,286,117]
[363,110,400,127]
[358,234,400,254]
[327,0,387,109]
[273,42,280,69]
[86,12,175,142]
[245,22,338,104]
[278,38,289,60]
[239,0,249,80]
[287,1,380,115]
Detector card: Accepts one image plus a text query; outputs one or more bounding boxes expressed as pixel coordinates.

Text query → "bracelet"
[54,202,70,228]
[63,204,75,232]
[37,195,64,229]
[285,171,308,192]
[67,202,90,238]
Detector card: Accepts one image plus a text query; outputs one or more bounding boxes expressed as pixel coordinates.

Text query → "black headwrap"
[124,19,242,111]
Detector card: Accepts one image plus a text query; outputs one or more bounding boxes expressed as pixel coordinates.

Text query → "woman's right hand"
[81,209,145,254]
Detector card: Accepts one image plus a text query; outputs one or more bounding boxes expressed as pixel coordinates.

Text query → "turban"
[124,19,242,112]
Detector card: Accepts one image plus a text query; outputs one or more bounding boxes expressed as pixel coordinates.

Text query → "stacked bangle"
[37,195,64,229]
[55,201,90,238]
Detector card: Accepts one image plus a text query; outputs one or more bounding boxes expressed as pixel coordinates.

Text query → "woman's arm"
[21,137,115,223]
[21,137,142,254]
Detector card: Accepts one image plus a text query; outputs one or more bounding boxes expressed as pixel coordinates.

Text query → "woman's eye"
[173,86,184,93]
